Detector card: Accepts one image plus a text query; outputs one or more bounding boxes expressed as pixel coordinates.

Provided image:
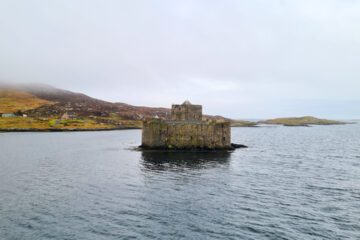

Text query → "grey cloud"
[0,0,359,118]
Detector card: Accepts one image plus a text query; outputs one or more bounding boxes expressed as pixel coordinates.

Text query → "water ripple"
[0,125,360,239]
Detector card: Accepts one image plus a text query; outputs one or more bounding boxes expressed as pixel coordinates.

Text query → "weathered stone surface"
[141,101,232,150]
[170,100,202,121]
[142,120,231,149]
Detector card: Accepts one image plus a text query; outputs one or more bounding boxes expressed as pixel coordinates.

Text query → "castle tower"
[170,100,202,121]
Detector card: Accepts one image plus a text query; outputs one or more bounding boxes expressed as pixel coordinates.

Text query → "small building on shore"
[141,101,231,150]
[61,112,76,120]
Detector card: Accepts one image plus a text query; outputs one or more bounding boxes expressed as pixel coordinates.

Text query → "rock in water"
[231,143,248,149]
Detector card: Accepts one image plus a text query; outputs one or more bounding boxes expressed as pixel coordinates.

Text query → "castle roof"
[182,100,192,105]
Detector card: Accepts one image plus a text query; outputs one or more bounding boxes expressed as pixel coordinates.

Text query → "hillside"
[0,89,53,113]
[0,84,168,130]
[0,84,227,131]
[261,116,347,126]
[12,84,169,120]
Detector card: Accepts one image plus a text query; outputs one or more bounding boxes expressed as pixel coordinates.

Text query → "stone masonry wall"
[142,120,231,149]
[170,104,202,121]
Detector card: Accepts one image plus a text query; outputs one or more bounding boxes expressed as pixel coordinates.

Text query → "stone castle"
[141,101,232,150]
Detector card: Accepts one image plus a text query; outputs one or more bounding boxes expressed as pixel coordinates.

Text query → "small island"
[260,116,347,127]
[231,119,258,127]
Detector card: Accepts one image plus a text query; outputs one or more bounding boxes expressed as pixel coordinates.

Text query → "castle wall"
[142,120,231,149]
[171,104,202,121]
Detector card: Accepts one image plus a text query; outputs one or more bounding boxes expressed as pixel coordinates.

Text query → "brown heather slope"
[9,84,225,121]
[10,83,169,120]
[0,89,53,113]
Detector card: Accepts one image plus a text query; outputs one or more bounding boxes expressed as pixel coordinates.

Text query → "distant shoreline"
[1,122,356,133]
[0,127,141,133]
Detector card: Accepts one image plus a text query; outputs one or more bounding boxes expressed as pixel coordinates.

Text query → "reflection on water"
[141,151,231,171]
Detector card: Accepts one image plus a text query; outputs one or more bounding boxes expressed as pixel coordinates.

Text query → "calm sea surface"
[0,124,360,240]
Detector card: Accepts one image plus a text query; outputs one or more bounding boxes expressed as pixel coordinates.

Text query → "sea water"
[0,123,359,239]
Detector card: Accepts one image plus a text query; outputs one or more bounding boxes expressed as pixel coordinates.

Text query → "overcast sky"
[0,0,359,119]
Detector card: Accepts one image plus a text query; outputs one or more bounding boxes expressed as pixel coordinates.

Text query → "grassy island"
[231,120,258,127]
[261,116,347,126]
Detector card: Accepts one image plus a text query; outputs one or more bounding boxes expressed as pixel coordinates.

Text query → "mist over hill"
[0,83,171,120]
[0,83,229,121]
